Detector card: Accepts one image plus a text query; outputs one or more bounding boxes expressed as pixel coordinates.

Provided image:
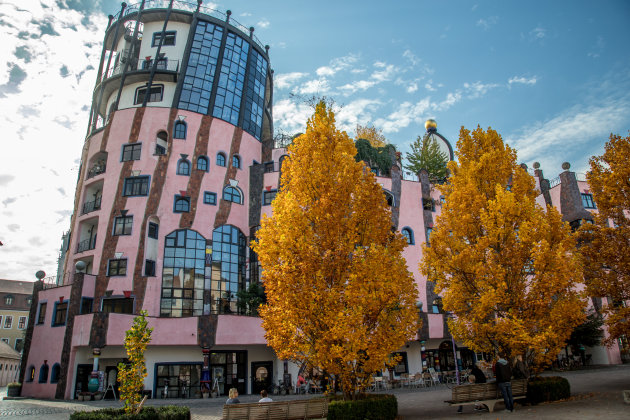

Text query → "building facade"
[0,279,33,353]
[21,1,623,400]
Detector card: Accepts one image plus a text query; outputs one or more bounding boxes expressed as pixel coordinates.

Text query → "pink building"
[20,1,623,401]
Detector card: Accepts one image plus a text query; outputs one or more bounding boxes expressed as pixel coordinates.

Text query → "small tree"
[579,133,630,345]
[254,102,418,400]
[421,126,586,370]
[404,134,448,183]
[117,310,153,414]
[355,123,388,147]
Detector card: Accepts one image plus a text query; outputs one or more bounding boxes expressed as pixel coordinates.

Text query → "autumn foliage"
[421,126,585,369]
[355,123,388,147]
[580,133,630,345]
[253,102,418,399]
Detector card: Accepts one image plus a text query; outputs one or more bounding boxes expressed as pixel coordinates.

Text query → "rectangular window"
[203,191,217,205]
[80,298,93,315]
[123,176,150,196]
[148,222,159,239]
[108,259,127,276]
[263,190,277,206]
[135,84,164,105]
[422,198,435,211]
[17,316,26,329]
[121,143,142,161]
[264,162,275,173]
[3,316,12,329]
[37,302,47,324]
[152,31,176,47]
[52,302,68,326]
[14,338,23,352]
[581,193,596,209]
[113,215,133,236]
[426,227,433,247]
[145,259,156,276]
[103,298,134,314]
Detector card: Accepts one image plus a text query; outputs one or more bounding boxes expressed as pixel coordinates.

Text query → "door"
[74,364,92,398]
[251,361,273,395]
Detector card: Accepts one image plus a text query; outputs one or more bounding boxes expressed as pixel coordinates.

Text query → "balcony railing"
[81,196,102,215]
[103,58,180,80]
[87,163,106,179]
[76,237,97,253]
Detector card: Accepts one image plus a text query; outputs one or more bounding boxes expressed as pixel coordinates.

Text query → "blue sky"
[1,0,629,280]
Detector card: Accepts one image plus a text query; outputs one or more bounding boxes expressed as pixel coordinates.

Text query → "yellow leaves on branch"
[421,126,586,370]
[355,124,388,148]
[253,102,418,400]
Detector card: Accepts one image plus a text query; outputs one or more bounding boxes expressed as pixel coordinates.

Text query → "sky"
[1,0,629,281]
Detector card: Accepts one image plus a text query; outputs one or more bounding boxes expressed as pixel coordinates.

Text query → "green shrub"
[327,394,397,420]
[527,376,570,405]
[70,405,190,420]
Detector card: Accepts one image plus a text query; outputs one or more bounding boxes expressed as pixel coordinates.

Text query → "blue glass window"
[223,186,242,204]
[212,32,249,125]
[177,159,191,176]
[426,227,433,246]
[242,49,268,140]
[174,195,190,213]
[216,152,226,167]
[581,193,596,209]
[211,225,247,314]
[160,229,207,317]
[204,191,217,205]
[38,364,49,383]
[178,21,223,113]
[232,155,241,169]
[50,363,60,383]
[174,121,187,139]
[197,156,209,171]
[401,227,414,245]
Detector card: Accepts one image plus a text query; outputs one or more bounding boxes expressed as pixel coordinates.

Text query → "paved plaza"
[1,365,629,419]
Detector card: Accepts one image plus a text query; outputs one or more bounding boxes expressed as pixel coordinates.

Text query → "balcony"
[87,163,106,179]
[81,196,102,215]
[76,237,97,253]
[103,57,180,80]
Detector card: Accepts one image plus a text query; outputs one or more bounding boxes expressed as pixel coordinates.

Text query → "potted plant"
[7,382,21,397]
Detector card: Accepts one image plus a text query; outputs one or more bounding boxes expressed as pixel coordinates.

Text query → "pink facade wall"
[215,315,266,345]
[105,313,198,346]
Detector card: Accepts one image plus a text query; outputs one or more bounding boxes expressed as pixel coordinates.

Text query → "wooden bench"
[445,379,528,413]
[222,398,328,420]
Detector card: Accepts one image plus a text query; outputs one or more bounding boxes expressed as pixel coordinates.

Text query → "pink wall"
[215,315,266,345]
[105,313,198,346]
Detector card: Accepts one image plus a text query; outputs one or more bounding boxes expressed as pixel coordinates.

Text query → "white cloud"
[530,26,546,40]
[374,99,432,133]
[273,99,313,133]
[476,16,498,30]
[257,19,270,29]
[402,49,420,66]
[336,99,382,132]
[371,63,397,82]
[435,91,462,111]
[299,78,330,95]
[315,54,359,77]
[339,80,377,95]
[463,81,500,98]
[406,82,418,93]
[275,72,309,90]
[424,80,438,92]
[508,76,537,85]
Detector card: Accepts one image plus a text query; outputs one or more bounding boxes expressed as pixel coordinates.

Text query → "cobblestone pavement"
[2,364,629,419]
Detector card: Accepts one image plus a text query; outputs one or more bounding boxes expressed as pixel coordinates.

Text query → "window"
[264,162,275,173]
[27,366,35,382]
[422,198,435,211]
[113,215,133,236]
[155,144,166,155]
[3,316,12,329]
[426,227,433,246]
[581,193,596,209]
[204,191,217,205]
[103,298,134,314]
[4,295,13,305]
[174,195,190,213]
[262,190,276,206]
[392,352,409,374]
[223,186,242,204]
[432,298,442,314]
[209,225,247,314]
[152,30,176,47]
[134,84,163,104]
[123,176,150,196]
[18,316,26,329]
[121,143,142,161]
[52,302,67,326]
[197,156,209,172]
[401,227,414,245]
[80,297,93,315]
[145,259,156,276]
[0,338,8,344]
[212,32,249,125]
[148,222,159,239]
[108,259,127,276]
[232,155,241,169]
[177,159,191,175]
[383,189,394,206]
[14,338,24,352]
[216,152,226,167]
[37,302,47,324]
[173,120,187,139]
[50,363,61,383]
[38,364,49,383]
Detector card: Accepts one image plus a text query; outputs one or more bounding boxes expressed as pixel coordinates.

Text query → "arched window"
[161,229,206,317]
[216,152,226,167]
[173,121,187,139]
[383,189,394,206]
[401,227,414,245]
[174,195,190,213]
[432,297,442,314]
[232,155,241,169]
[197,156,209,172]
[223,186,242,204]
[177,159,190,176]
[27,365,35,382]
[210,225,247,314]
[50,363,61,383]
[156,131,168,156]
[38,363,49,383]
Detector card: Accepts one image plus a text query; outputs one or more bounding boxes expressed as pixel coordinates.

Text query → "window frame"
[152,30,176,47]
[232,154,241,169]
[4,295,14,305]
[52,301,68,327]
[121,143,142,162]
[145,259,156,276]
[401,227,414,245]
[134,84,164,105]
[17,316,27,330]
[173,120,187,139]
[174,195,191,213]
[102,297,134,314]
[50,363,61,384]
[107,258,128,277]
[38,364,49,383]
[123,175,150,197]
[113,215,133,236]
[3,315,13,329]
[223,186,243,204]
[177,158,191,176]
[216,152,227,167]
[262,189,277,206]
[581,193,596,209]
[80,297,93,315]
[148,222,159,239]
[196,156,209,172]
[37,302,47,324]
[204,191,217,205]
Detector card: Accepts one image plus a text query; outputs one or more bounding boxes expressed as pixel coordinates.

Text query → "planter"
[202,392,209,399]
[7,385,21,397]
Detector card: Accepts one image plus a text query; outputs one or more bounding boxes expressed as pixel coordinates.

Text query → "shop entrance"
[251,361,273,395]
[210,351,246,396]
[74,364,92,398]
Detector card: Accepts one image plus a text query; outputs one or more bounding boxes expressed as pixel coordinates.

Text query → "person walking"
[495,355,514,412]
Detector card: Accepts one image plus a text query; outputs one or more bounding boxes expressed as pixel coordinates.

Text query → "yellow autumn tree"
[253,102,418,400]
[355,123,387,147]
[579,133,630,345]
[420,126,586,370]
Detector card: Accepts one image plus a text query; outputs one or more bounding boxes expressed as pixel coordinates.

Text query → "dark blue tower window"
[197,156,209,172]
[242,49,267,140]
[173,121,187,139]
[211,225,247,314]
[212,32,249,125]
[177,159,191,175]
[178,21,223,113]
[216,152,226,167]
[223,186,242,204]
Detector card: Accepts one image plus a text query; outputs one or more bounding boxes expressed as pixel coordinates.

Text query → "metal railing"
[81,196,102,215]
[86,164,106,179]
[116,1,267,52]
[549,176,561,188]
[103,58,180,80]
[76,237,97,253]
